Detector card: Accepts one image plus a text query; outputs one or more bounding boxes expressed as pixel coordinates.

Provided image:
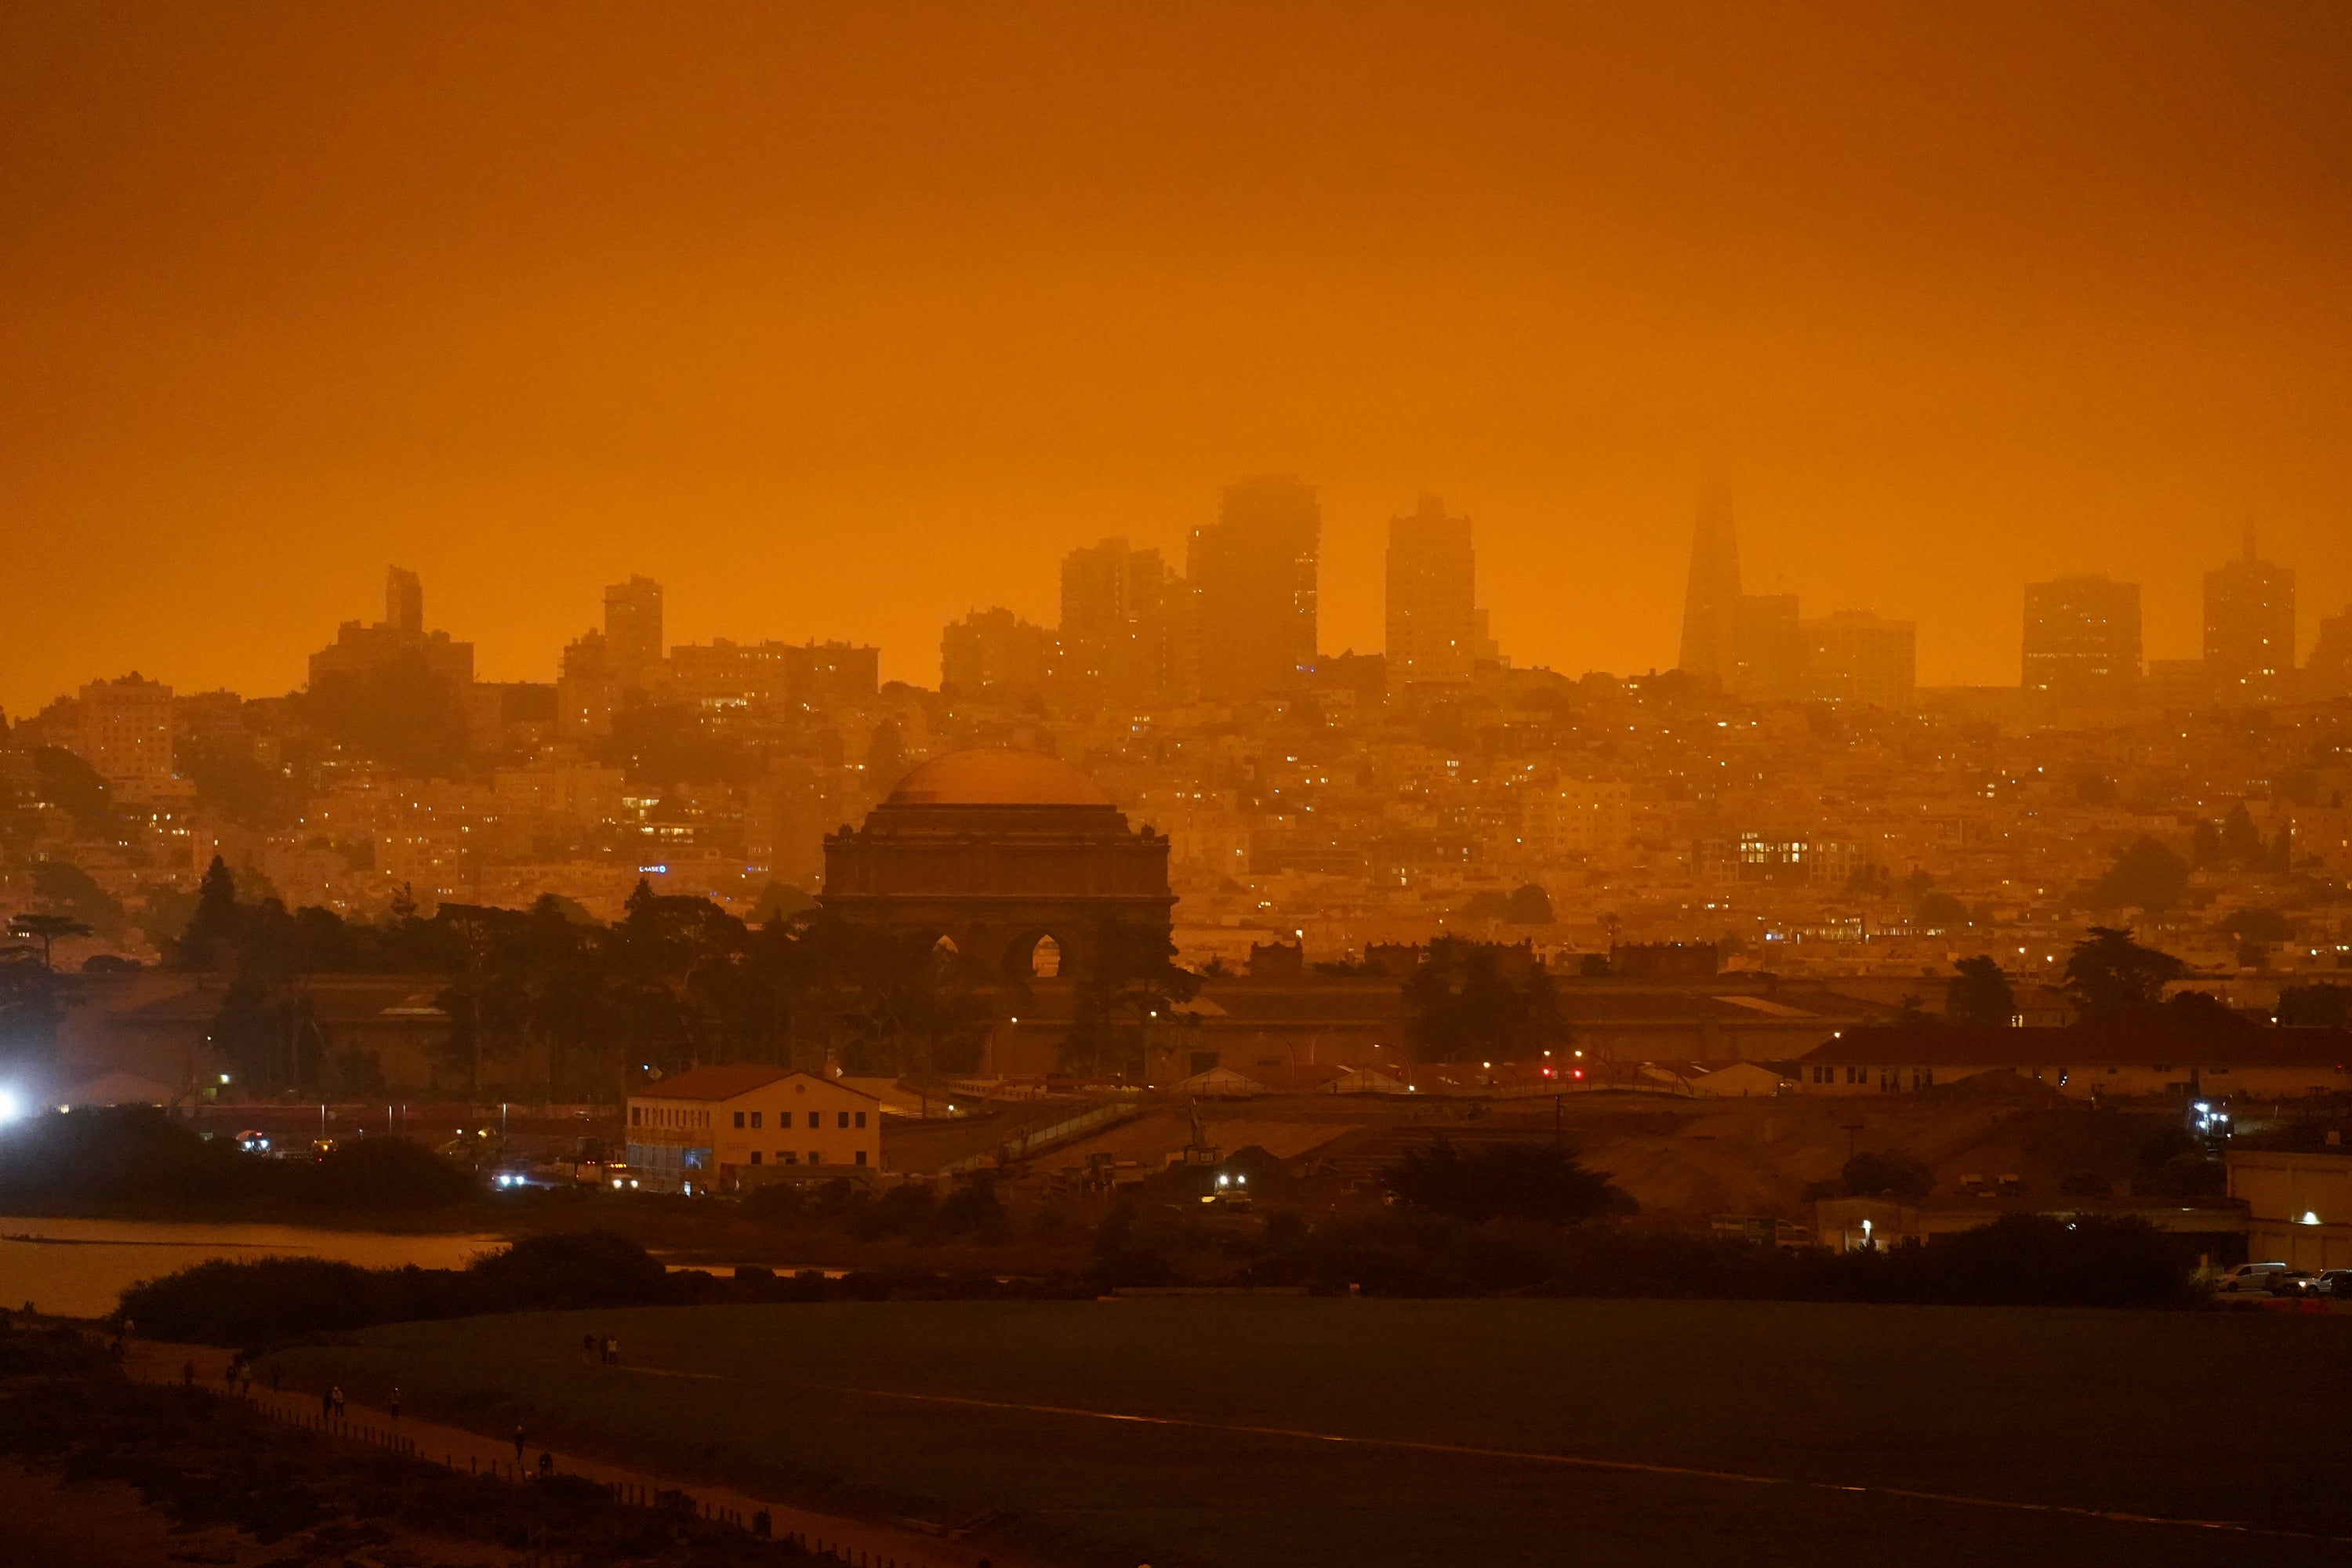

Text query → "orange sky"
[4,2,2349,715]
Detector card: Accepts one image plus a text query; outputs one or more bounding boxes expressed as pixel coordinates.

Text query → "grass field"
[285,1298,2352,1567]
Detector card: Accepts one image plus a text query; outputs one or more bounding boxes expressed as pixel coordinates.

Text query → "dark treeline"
[0,1108,475,1215]
[166,856,1192,1098]
[124,1206,2205,1350]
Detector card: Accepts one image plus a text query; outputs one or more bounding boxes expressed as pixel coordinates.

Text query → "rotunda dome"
[882,748,1113,808]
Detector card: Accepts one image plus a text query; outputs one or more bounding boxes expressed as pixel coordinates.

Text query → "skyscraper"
[1675,492,1741,684]
[603,575,665,687]
[2022,575,2141,702]
[386,566,424,638]
[1188,475,1319,702]
[1804,612,1916,708]
[1385,495,1479,688]
[1060,537,1171,706]
[2205,534,2296,702]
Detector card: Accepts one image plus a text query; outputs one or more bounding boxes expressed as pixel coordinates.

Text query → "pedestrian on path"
[321,1388,333,1420]
[537,1450,554,1480]
[604,1336,618,1366]
[390,1387,401,1421]
[582,1332,596,1363]
[269,1363,281,1394]
[181,1359,194,1388]
[239,1370,252,1399]
[331,1385,346,1418]
[513,1425,527,1465]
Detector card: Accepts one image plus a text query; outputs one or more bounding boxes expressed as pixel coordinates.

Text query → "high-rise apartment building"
[72,673,176,794]
[308,570,474,689]
[1059,538,1172,706]
[1805,612,1916,709]
[2307,606,2352,701]
[940,608,1053,695]
[1188,476,1319,702]
[603,575,665,686]
[1385,495,1480,688]
[2205,535,2296,703]
[1676,493,1742,684]
[2021,575,2141,702]
[386,567,425,638]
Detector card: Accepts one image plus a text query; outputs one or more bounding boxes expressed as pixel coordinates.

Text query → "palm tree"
[8,913,93,972]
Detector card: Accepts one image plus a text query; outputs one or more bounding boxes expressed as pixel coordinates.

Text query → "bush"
[308,1136,477,1210]
[121,1229,674,1346]
[1839,1149,1933,1201]
[466,1230,673,1311]
[1381,1138,1626,1225]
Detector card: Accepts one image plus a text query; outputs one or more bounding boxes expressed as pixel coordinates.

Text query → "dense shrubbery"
[119,1230,682,1345]
[1381,1138,1630,1224]
[1229,1210,2198,1308]
[120,1205,2203,1346]
[0,1107,474,1214]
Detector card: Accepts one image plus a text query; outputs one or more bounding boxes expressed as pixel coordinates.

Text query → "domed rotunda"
[819,748,1173,982]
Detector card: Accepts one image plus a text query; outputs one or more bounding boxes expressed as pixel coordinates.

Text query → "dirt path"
[127,1342,1030,1568]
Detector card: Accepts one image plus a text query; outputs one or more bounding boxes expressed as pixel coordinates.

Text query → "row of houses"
[1813,1145,2350,1275]
[1791,1013,2352,1101]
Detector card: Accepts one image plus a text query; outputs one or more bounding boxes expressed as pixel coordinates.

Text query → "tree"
[30,862,123,942]
[2277,982,2352,1029]
[8,913,93,971]
[2063,927,2185,1019]
[1840,1149,1933,1201]
[0,945,65,1073]
[172,856,244,971]
[2078,838,2190,912]
[1381,1137,1622,1224]
[1945,956,2016,1027]
[1403,938,1567,1062]
[1915,891,1970,931]
[2216,908,2292,943]
[1062,919,1203,1079]
[1504,884,1555,924]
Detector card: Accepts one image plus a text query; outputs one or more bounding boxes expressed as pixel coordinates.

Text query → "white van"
[2214,1261,2290,1294]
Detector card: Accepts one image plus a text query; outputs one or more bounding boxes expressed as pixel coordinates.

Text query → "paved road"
[127,1341,1024,1568]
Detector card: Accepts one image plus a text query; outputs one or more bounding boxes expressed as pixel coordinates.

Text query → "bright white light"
[2302,1210,2322,1226]
[0,1087,20,1124]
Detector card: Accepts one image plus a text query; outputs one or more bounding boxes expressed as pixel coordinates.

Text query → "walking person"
[331,1385,345,1418]
[582,1332,596,1363]
[390,1386,401,1421]
[269,1363,281,1395]
[321,1387,334,1421]
[604,1335,618,1366]
[513,1425,527,1467]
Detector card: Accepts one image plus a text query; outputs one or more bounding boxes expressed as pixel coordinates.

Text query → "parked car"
[2312,1270,2352,1299]
[2270,1270,2318,1297]
[2214,1261,2290,1294]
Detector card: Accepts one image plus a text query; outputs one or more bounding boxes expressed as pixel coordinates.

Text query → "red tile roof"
[632,1065,881,1102]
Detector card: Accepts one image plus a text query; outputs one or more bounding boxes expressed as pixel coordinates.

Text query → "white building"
[626,1065,883,1192]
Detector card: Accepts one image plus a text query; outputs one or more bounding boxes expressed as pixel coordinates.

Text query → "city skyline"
[5,490,2339,718]
[5,5,2350,715]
